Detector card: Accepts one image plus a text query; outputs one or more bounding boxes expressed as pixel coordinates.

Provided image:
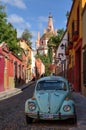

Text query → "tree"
[47,28,65,63]
[66,11,70,19]
[21,29,32,46]
[0,3,7,43]
[35,54,51,76]
[48,29,64,48]
[0,2,22,55]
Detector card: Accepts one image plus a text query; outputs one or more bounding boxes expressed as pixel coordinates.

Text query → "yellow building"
[66,0,86,92]
[19,39,32,83]
[82,3,86,96]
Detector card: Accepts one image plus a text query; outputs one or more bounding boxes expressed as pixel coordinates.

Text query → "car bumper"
[25,112,75,120]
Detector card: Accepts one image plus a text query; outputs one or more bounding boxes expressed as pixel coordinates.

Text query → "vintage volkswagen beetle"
[25,76,77,124]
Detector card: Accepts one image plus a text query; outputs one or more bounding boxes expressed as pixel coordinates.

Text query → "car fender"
[25,98,39,113]
[60,99,75,114]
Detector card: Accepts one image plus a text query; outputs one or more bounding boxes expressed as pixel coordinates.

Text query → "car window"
[36,80,67,91]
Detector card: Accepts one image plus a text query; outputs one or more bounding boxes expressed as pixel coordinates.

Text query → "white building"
[56,31,68,77]
[31,49,36,79]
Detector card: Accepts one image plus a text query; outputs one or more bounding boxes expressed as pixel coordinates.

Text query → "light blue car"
[25,76,77,124]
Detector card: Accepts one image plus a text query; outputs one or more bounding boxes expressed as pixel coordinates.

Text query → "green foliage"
[48,29,64,48]
[0,2,22,56]
[35,29,65,75]
[45,64,51,76]
[47,28,65,62]
[35,54,50,64]
[21,29,32,46]
[0,3,7,22]
[57,28,65,39]
[66,11,70,19]
[48,47,52,63]
[35,54,51,76]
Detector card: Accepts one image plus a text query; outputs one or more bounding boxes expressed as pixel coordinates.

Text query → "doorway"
[75,47,81,92]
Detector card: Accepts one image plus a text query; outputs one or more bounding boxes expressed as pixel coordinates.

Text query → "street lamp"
[60,43,65,49]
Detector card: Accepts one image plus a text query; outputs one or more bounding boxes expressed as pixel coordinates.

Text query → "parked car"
[25,75,77,124]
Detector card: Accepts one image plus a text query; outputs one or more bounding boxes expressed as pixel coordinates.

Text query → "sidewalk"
[70,92,86,130]
[0,81,34,101]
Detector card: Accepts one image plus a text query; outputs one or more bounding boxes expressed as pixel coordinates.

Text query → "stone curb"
[0,81,35,101]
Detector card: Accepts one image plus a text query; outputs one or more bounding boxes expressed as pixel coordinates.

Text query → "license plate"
[43,114,53,119]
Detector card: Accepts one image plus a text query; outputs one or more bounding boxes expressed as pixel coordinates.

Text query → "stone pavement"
[0,83,86,130]
[0,81,34,101]
[70,92,86,130]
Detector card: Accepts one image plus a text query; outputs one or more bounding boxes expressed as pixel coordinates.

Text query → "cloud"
[8,14,31,27]
[35,16,48,33]
[31,31,37,38]
[38,23,44,32]
[17,28,24,38]
[7,14,31,38]
[2,0,26,9]
[8,14,24,24]
[38,16,48,23]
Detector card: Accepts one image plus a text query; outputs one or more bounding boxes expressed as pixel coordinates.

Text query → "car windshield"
[36,80,67,91]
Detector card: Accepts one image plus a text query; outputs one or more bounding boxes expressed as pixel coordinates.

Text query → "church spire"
[47,13,54,32]
[36,32,40,49]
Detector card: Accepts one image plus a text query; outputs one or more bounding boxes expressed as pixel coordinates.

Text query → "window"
[36,80,67,91]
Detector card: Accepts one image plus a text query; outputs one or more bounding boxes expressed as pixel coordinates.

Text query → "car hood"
[35,90,68,113]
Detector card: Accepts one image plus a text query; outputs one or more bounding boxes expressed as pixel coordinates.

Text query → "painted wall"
[19,39,32,82]
[0,43,27,92]
[66,0,86,91]
[0,54,5,92]
[56,31,67,78]
[35,58,45,78]
[82,4,86,96]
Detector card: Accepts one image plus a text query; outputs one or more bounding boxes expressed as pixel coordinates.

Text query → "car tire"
[73,114,77,124]
[69,114,77,124]
[26,115,33,124]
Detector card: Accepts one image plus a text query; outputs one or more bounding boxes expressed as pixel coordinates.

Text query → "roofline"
[82,3,86,16]
[66,0,75,27]
[60,29,67,42]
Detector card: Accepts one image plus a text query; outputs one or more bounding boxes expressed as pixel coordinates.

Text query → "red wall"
[74,39,82,92]
[0,43,27,92]
[0,55,5,92]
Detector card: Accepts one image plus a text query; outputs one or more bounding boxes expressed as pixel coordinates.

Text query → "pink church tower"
[36,14,57,56]
[36,32,40,49]
[47,13,54,33]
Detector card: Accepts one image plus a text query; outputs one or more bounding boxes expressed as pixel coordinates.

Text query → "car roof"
[37,76,68,82]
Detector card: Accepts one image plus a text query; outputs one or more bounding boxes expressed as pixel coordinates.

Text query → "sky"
[1,0,73,49]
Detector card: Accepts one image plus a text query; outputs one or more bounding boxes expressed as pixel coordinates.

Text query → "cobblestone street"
[0,83,86,130]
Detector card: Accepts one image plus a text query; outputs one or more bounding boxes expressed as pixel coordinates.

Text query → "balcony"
[72,31,79,42]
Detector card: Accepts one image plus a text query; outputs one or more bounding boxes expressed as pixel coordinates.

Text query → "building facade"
[0,42,26,92]
[19,39,32,82]
[82,3,86,96]
[56,31,68,78]
[35,58,45,79]
[66,0,86,92]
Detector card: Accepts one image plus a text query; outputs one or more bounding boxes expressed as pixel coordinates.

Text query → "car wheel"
[26,115,33,124]
[70,114,77,124]
[73,105,77,124]
[73,114,77,124]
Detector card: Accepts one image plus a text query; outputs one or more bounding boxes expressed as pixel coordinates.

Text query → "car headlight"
[63,105,71,112]
[28,102,36,111]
